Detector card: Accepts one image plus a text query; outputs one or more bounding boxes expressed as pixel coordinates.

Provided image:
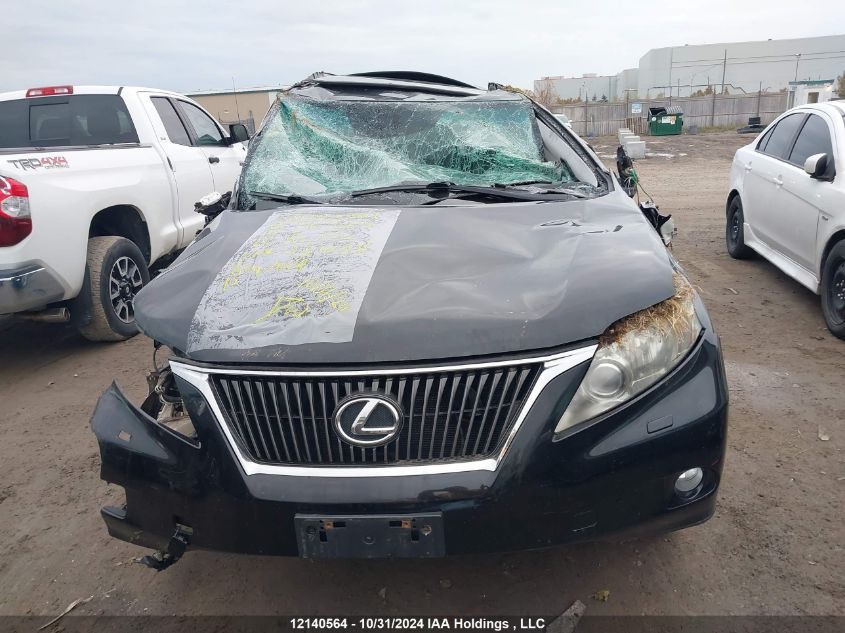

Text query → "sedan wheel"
[726,197,753,259]
[821,241,845,339]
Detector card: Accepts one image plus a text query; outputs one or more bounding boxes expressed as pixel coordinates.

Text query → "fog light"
[675,467,703,494]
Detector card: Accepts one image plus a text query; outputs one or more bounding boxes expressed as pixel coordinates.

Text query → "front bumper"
[0,263,65,314]
[91,331,728,558]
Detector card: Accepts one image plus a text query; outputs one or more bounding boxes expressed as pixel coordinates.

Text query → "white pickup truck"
[0,85,248,340]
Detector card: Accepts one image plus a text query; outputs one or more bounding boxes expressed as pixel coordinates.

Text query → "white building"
[789,79,837,106]
[536,34,845,101]
[534,73,618,102]
[638,34,845,98]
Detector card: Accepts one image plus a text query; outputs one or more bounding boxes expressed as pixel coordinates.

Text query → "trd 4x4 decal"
[7,156,69,170]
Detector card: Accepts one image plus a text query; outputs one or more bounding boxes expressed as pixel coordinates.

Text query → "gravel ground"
[0,132,842,620]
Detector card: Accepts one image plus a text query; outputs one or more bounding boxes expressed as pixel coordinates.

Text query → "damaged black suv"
[91,72,727,567]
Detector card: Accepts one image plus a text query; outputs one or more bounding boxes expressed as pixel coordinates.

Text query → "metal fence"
[550,93,789,137]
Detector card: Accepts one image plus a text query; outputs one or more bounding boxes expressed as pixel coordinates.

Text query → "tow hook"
[139,524,193,571]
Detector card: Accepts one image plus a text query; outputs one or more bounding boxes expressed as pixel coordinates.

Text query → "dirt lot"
[0,132,842,620]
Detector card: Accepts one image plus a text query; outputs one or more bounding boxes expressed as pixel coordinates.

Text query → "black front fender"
[91,382,206,496]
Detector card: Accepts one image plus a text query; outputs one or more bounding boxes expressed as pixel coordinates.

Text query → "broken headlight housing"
[141,359,197,441]
[555,275,702,436]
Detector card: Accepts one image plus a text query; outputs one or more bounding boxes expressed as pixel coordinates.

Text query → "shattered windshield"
[240,90,590,205]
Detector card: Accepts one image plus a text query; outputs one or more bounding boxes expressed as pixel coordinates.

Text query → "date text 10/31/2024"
[289,617,548,631]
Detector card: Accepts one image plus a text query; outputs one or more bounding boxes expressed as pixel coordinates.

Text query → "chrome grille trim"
[210,365,540,465]
[170,344,597,477]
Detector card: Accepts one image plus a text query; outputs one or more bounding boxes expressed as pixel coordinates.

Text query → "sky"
[4,0,845,93]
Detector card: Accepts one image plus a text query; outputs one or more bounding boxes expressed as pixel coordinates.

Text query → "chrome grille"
[210,363,542,466]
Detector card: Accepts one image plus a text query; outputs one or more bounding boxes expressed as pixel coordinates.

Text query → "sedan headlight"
[555,274,702,435]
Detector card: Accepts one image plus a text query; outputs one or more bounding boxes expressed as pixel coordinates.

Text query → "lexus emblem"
[333,395,402,447]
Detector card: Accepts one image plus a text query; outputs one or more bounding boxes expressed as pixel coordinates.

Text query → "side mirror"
[194,191,232,225]
[228,123,250,144]
[804,153,830,180]
[616,145,636,198]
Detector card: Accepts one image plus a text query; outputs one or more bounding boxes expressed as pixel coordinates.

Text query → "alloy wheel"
[109,255,143,323]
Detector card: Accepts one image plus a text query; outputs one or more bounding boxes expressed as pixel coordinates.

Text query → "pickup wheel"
[820,240,845,340]
[726,196,753,259]
[77,236,150,342]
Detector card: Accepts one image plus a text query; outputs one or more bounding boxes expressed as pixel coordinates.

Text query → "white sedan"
[555,113,572,128]
[727,101,845,339]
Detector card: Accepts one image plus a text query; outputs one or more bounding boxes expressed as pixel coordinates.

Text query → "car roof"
[295,72,485,97]
[792,101,845,117]
[350,71,478,89]
[822,100,845,115]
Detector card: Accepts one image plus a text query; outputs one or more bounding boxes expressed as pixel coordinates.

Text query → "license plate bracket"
[295,513,444,559]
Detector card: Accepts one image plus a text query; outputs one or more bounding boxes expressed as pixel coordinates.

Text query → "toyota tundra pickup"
[0,85,249,340]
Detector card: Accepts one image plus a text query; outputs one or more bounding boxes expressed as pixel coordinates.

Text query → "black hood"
[134,196,675,365]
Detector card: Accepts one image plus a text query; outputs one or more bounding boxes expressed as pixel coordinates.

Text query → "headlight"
[555,274,702,435]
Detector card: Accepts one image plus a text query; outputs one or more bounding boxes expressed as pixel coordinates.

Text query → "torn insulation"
[601,273,698,346]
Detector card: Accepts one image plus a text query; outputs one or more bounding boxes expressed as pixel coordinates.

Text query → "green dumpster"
[648,106,683,135]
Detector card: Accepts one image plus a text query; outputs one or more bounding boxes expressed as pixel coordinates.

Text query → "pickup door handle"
[744,162,752,172]
[208,156,220,164]
[773,176,783,187]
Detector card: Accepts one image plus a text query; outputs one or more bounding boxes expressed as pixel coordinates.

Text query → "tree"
[691,85,714,97]
[837,71,845,98]
[600,94,608,102]
[591,93,597,101]
[534,82,556,107]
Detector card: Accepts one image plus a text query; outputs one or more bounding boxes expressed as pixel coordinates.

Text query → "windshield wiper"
[247,190,324,205]
[492,181,589,198]
[350,181,582,202]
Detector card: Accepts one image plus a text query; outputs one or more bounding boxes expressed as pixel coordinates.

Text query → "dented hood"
[134,196,676,364]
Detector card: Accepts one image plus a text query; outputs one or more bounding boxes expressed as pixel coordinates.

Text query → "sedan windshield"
[240,91,596,205]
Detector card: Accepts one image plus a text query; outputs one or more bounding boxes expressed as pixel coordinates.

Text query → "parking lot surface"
[0,132,842,618]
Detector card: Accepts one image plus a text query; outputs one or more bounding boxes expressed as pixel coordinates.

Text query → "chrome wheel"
[109,255,143,323]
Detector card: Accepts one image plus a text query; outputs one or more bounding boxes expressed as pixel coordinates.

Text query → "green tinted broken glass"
[242,92,573,198]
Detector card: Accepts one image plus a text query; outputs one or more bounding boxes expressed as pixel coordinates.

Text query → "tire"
[77,236,150,342]
[726,196,753,259]
[820,240,845,340]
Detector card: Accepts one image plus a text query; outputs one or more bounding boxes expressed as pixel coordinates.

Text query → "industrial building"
[534,70,636,102]
[186,86,286,133]
[536,33,845,102]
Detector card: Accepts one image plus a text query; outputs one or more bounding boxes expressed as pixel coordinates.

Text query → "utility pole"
[232,77,241,122]
[712,49,727,127]
[793,53,801,82]
[668,46,674,105]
